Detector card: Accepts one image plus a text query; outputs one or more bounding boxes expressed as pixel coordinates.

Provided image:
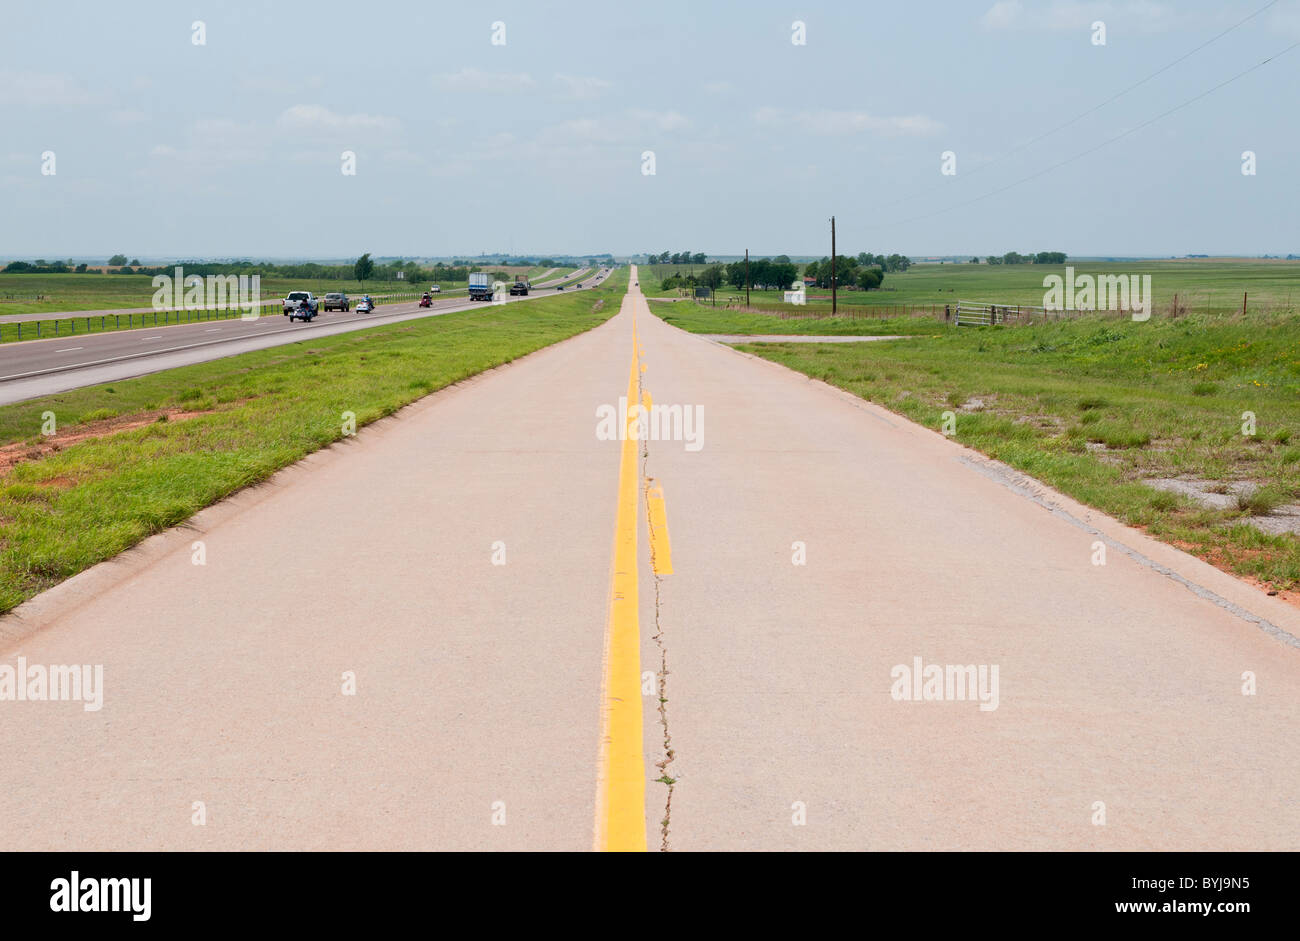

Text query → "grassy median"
[716,309,1300,592]
[0,268,627,612]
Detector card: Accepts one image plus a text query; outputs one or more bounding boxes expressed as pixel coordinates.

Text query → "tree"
[692,253,706,265]
[700,265,724,290]
[108,254,128,266]
[354,253,374,281]
[129,259,141,267]
[858,267,884,290]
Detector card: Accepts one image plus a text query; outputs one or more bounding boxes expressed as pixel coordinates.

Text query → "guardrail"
[0,293,434,344]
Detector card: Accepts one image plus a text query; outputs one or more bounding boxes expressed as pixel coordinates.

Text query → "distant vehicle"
[429,285,441,293]
[356,296,375,314]
[577,282,583,288]
[287,298,317,322]
[322,292,349,312]
[556,284,565,291]
[509,278,530,296]
[468,272,493,301]
[283,291,319,315]
[419,293,432,308]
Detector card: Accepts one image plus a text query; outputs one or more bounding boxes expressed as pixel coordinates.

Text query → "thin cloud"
[434,68,537,93]
[277,105,400,132]
[756,108,941,137]
[0,70,100,107]
[554,73,613,99]
[981,1,1177,32]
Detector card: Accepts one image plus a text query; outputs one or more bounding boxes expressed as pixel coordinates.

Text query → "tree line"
[2,256,495,284]
[659,251,916,294]
[649,251,708,265]
[979,251,1067,265]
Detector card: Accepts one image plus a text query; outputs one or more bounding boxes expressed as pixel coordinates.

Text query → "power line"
[873,0,1281,213]
[869,38,1300,231]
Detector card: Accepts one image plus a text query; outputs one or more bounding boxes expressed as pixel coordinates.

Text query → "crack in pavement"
[637,355,676,852]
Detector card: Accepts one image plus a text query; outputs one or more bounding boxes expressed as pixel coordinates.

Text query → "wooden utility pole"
[745,249,750,307]
[830,216,837,315]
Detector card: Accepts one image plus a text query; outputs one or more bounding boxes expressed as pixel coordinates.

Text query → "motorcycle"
[419,295,432,308]
[356,299,374,314]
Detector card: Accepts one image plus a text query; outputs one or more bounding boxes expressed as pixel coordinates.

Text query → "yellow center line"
[594,313,647,852]
[646,480,673,576]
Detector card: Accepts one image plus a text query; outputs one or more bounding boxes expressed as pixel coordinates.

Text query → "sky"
[2,0,1297,260]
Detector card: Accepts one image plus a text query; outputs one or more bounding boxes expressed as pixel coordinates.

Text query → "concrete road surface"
[1,267,1298,851]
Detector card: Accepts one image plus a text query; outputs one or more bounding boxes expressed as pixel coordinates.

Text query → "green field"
[642,259,1300,315]
[0,274,462,316]
[0,290,446,344]
[0,266,612,317]
[696,308,1300,592]
[0,267,628,613]
[655,301,947,336]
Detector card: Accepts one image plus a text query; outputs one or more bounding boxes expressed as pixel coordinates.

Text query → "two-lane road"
[1,267,1297,850]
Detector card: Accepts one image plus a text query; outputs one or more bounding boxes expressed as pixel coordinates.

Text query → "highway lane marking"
[637,387,673,574]
[0,274,615,388]
[0,298,516,384]
[595,312,647,853]
[54,347,82,352]
[646,480,673,575]
[142,336,163,340]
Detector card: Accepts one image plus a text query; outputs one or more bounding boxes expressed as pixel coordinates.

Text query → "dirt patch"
[1190,541,1300,609]
[34,476,76,489]
[1146,477,1300,535]
[0,408,212,476]
[1147,477,1242,510]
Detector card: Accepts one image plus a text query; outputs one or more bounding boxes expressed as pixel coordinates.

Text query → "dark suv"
[322,292,350,312]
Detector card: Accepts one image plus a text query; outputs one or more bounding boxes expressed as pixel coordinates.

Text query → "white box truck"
[468,272,493,301]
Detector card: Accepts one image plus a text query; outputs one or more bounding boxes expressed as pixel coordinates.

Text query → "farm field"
[0,273,476,316]
[642,258,1300,315]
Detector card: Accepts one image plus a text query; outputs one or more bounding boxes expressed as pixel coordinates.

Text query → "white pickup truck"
[282,291,319,317]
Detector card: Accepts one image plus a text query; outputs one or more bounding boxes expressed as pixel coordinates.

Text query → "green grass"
[0,290,450,344]
[0,267,628,612]
[713,307,1300,591]
[638,259,1300,315]
[0,274,467,316]
[657,302,949,337]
